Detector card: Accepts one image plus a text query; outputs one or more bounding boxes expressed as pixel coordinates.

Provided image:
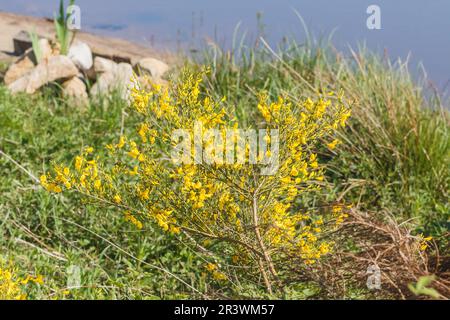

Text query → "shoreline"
[0,11,176,65]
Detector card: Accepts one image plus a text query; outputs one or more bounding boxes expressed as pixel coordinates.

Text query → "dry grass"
[306,209,450,299]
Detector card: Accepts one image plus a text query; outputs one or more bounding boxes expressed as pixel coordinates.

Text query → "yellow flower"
[138,188,150,201]
[290,167,299,177]
[340,110,351,127]
[124,211,143,229]
[113,194,122,204]
[84,146,94,154]
[117,136,126,149]
[138,123,150,142]
[40,175,48,186]
[75,156,83,171]
[419,234,433,251]
[129,166,139,176]
[212,271,227,281]
[93,179,102,190]
[205,263,217,272]
[21,274,44,285]
[128,147,140,159]
[327,139,340,150]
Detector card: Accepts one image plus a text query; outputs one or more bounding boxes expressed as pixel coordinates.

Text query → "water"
[1,0,449,90]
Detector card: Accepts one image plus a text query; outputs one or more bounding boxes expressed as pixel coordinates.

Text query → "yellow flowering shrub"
[42,69,351,294]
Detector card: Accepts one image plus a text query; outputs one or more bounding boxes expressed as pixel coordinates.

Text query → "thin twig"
[0,149,40,183]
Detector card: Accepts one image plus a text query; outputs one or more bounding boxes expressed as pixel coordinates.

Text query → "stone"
[5,38,53,85]
[116,62,134,88]
[8,75,29,93]
[37,38,53,61]
[135,57,169,79]
[83,65,97,82]
[25,55,79,93]
[11,32,52,61]
[12,30,32,56]
[90,72,116,96]
[68,41,93,71]
[62,76,88,105]
[94,56,117,74]
[4,51,35,85]
[90,62,133,99]
[8,55,79,94]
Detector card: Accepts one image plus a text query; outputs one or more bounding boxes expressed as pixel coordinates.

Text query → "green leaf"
[28,30,42,63]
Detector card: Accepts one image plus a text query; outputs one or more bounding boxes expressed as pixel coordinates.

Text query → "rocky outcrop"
[3,31,171,102]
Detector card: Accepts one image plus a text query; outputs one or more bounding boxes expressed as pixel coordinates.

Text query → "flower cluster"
[418,234,433,251]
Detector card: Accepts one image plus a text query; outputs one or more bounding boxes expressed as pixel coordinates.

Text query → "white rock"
[136,57,169,79]
[94,56,117,74]
[68,41,93,71]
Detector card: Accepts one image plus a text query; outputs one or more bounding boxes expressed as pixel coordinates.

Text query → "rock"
[26,55,79,93]
[4,38,53,85]
[37,38,53,62]
[90,72,115,96]
[8,75,29,94]
[4,51,35,85]
[83,66,97,82]
[68,41,93,71]
[94,56,117,74]
[62,76,88,105]
[116,62,134,88]
[135,57,169,79]
[12,32,52,60]
[13,31,32,56]
[8,55,79,94]
[90,62,133,99]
